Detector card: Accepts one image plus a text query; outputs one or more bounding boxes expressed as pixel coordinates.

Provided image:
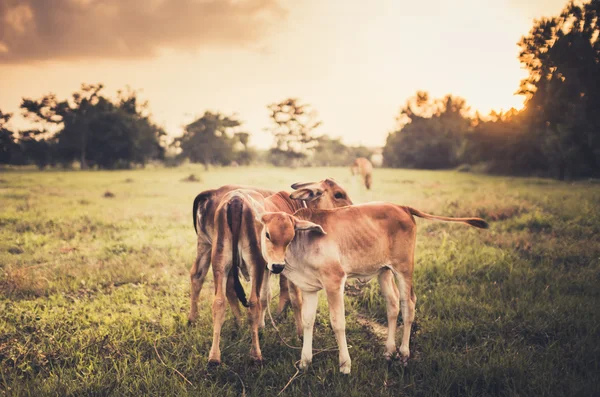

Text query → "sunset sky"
[0,0,568,149]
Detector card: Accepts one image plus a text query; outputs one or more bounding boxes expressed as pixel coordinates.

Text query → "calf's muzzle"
[270,263,285,274]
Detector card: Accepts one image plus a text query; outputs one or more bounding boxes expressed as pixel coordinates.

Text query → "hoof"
[207,360,221,369]
[250,357,264,366]
[187,319,195,327]
[340,365,351,375]
[384,351,402,361]
[399,353,409,367]
[299,360,310,371]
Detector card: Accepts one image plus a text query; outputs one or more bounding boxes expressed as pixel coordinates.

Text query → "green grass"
[0,165,598,396]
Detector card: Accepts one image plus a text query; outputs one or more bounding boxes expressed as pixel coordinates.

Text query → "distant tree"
[266,98,321,165]
[347,145,374,163]
[20,84,165,169]
[311,135,349,166]
[465,110,547,175]
[383,92,471,169]
[232,132,256,165]
[18,129,55,169]
[0,110,20,165]
[310,134,374,167]
[174,111,243,169]
[518,0,600,179]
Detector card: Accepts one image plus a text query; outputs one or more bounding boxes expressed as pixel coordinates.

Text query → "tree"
[518,0,600,179]
[310,134,374,167]
[311,135,349,166]
[465,109,547,175]
[174,111,245,168]
[232,132,256,165]
[266,98,321,165]
[20,84,165,169]
[383,92,471,169]
[0,110,20,165]
[18,129,55,169]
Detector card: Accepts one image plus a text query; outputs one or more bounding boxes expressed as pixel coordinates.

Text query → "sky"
[0,0,568,149]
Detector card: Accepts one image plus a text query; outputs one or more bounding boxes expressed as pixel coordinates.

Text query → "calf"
[189,185,274,325]
[248,200,488,374]
[207,180,353,365]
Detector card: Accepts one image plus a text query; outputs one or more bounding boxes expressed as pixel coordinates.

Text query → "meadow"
[0,165,598,396]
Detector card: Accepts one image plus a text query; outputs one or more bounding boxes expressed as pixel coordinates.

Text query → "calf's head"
[248,198,326,274]
[290,178,352,209]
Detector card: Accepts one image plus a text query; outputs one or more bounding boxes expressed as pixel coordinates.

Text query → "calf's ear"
[246,195,266,223]
[294,219,326,235]
[290,187,323,201]
[291,181,314,190]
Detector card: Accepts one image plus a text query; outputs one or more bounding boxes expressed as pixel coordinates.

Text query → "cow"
[204,179,353,365]
[247,199,488,374]
[351,157,373,190]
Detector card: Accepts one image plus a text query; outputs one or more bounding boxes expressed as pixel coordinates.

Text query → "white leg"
[299,291,319,370]
[325,282,351,374]
[378,270,400,360]
[394,273,414,363]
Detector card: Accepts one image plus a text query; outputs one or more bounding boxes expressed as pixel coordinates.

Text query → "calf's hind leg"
[394,271,415,363]
[378,269,400,360]
[188,244,211,324]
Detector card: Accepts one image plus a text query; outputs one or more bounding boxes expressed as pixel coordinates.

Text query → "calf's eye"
[265,232,271,241]
[334,192,344,199]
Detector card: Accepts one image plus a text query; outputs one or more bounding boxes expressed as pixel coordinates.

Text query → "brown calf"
[189,185,274,325]
[207,180,353,365]
[248,200,488,374]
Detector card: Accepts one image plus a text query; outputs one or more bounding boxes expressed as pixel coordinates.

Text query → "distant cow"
[248,199,488,374]
[351,157,373,190]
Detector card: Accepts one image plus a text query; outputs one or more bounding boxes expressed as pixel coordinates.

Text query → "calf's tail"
[192,191,211,234]
[406,206,488,229]
[227,196,249,307]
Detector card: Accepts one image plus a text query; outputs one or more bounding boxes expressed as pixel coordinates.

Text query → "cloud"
[0,0,286,63]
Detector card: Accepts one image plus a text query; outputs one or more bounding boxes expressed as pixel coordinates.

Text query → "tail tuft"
[466,218,489,229]
[407,206,489,229]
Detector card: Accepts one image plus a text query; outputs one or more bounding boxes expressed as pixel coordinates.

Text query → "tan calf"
[248,200,488,374]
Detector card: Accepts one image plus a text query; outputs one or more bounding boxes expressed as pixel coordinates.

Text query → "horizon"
[0,0,567,149]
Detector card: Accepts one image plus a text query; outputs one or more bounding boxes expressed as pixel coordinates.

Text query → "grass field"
[0,165,599,396]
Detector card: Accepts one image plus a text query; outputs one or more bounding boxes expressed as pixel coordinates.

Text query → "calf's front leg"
[299,291,318,370]
[288,280,304,338]
[325,280,351,374]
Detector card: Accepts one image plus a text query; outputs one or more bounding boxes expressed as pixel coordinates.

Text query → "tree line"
[1,92,372,170]
[1,84,166,170]
[384,0,600,180]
